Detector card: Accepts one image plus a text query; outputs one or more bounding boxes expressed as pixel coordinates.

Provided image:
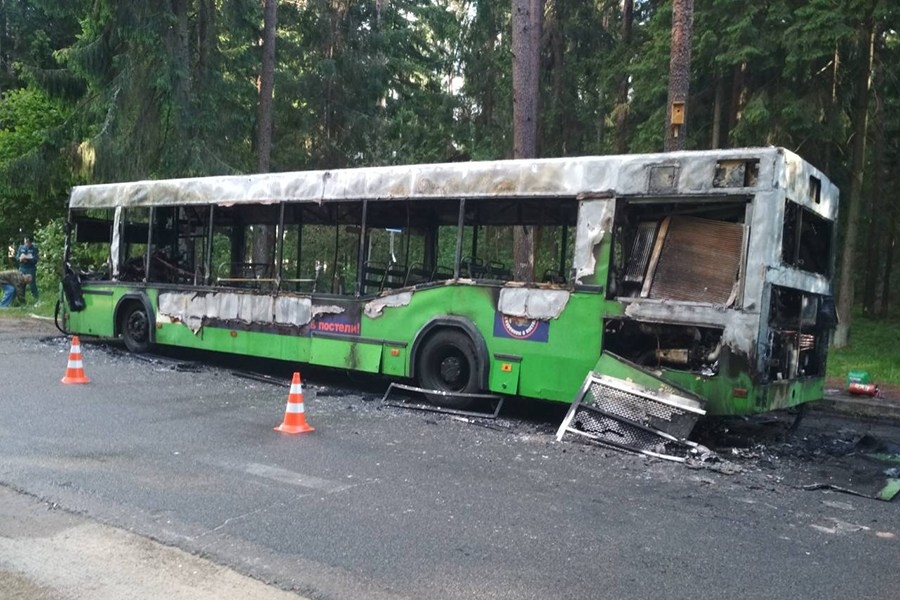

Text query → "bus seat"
[543,269,565,284]
[362,261,387,294]
[460,257,485,278]
[384,262,407,289]
[404,263,434,286]
[433,265,453,281]
[486,261,511,280]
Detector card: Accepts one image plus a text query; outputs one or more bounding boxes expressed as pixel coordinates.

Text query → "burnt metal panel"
[643,216,744,305]
[497,287,570,320]
[556,373,706,461]
[364,290,414,318]
[573,199,615,284]
[623,221,658,283]
[69,147,816,210]
[159,291,336,333]
[648,165,679,193]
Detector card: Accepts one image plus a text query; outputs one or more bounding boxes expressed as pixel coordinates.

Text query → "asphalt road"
[0,315,897,599]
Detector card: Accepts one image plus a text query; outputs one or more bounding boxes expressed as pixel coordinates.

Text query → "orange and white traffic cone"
[274,372,314,434]
[61,335,90,384]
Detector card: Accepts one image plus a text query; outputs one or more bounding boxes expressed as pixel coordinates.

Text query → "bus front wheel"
[120,303,151,353]
[416,329,479,409]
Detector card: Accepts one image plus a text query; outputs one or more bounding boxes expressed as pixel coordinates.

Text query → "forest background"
[0,0,898,376]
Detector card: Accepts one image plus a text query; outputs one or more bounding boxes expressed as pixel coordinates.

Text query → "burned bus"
[59,147,838,448]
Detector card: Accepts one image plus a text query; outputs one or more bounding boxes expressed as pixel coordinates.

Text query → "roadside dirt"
[0,487,308,600]
[0,312,58,335]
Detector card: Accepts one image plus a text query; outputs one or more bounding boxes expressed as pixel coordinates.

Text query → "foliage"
[0,0,897,322]
[827,311,900,385]
[33,218,65,302]
[0,87,75,246]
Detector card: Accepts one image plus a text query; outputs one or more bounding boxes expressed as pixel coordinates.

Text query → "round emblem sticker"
[501,315,540,339]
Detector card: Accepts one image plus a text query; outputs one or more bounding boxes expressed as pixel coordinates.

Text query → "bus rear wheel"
[120,303,151,353]
[416,329,479,410]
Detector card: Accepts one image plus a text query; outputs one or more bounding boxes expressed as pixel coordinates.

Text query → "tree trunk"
[512,0,541,159]
[257,0,277,173]
[511,0,542,281]
[664,0,692,151]
[880,225,895,317]
[614,0,633,153]
[727,62,747,142]
[197,0,214,93]
[862,68,884,316]
[168,0,192,125]
[711,77,724,149]
[825,45,841,174]
[253,0,277,269]
[833,16,875,348]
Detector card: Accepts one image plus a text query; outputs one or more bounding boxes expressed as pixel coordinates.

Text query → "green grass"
[0,291,56,320]
[0,303,53,319]
[827,312,900,386]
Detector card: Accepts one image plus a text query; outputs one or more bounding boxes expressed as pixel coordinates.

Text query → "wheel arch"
[114,292,156,343]
[409,317,489,389]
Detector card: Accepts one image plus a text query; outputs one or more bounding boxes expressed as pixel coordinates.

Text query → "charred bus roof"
[68,147,837,223]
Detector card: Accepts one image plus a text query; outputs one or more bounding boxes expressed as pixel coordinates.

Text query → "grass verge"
[827,312,900,387]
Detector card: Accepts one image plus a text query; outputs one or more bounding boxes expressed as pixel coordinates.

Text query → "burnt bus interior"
[66,196,579,296]
[603,187,835,387]
[603,195,748,377]
[607,196,749,302]
[766,285,834,381]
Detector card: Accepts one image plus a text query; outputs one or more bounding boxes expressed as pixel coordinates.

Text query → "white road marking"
[243,463,353,493]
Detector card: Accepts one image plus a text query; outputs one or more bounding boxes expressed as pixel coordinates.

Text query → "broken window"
[781,200,831,276]
[766,286,832,380]
[119,208,150,281]
[210,204,281,291]
[68,209,115,279]
[460,197,577,283]
[609,198,748,304]
[713,159,759,188]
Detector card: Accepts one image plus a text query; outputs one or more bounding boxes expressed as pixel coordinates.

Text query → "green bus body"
[59,148,838,417]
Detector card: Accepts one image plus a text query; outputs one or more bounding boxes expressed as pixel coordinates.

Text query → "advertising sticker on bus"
[309,313,361,336]
[493,313,549,342]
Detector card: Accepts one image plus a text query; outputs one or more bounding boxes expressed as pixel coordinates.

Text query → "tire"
[120,303,151,353]
[416,329,480,409]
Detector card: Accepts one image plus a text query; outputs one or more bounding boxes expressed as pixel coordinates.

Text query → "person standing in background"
[16,234,39,302]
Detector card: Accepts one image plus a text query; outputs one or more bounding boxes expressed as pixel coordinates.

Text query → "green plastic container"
[846,370,870,387]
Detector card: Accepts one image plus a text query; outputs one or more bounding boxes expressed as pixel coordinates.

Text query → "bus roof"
[68,147,835,212]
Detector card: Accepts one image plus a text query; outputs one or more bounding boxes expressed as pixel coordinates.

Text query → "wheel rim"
[127,310,148,343]
[436,350,469,391]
